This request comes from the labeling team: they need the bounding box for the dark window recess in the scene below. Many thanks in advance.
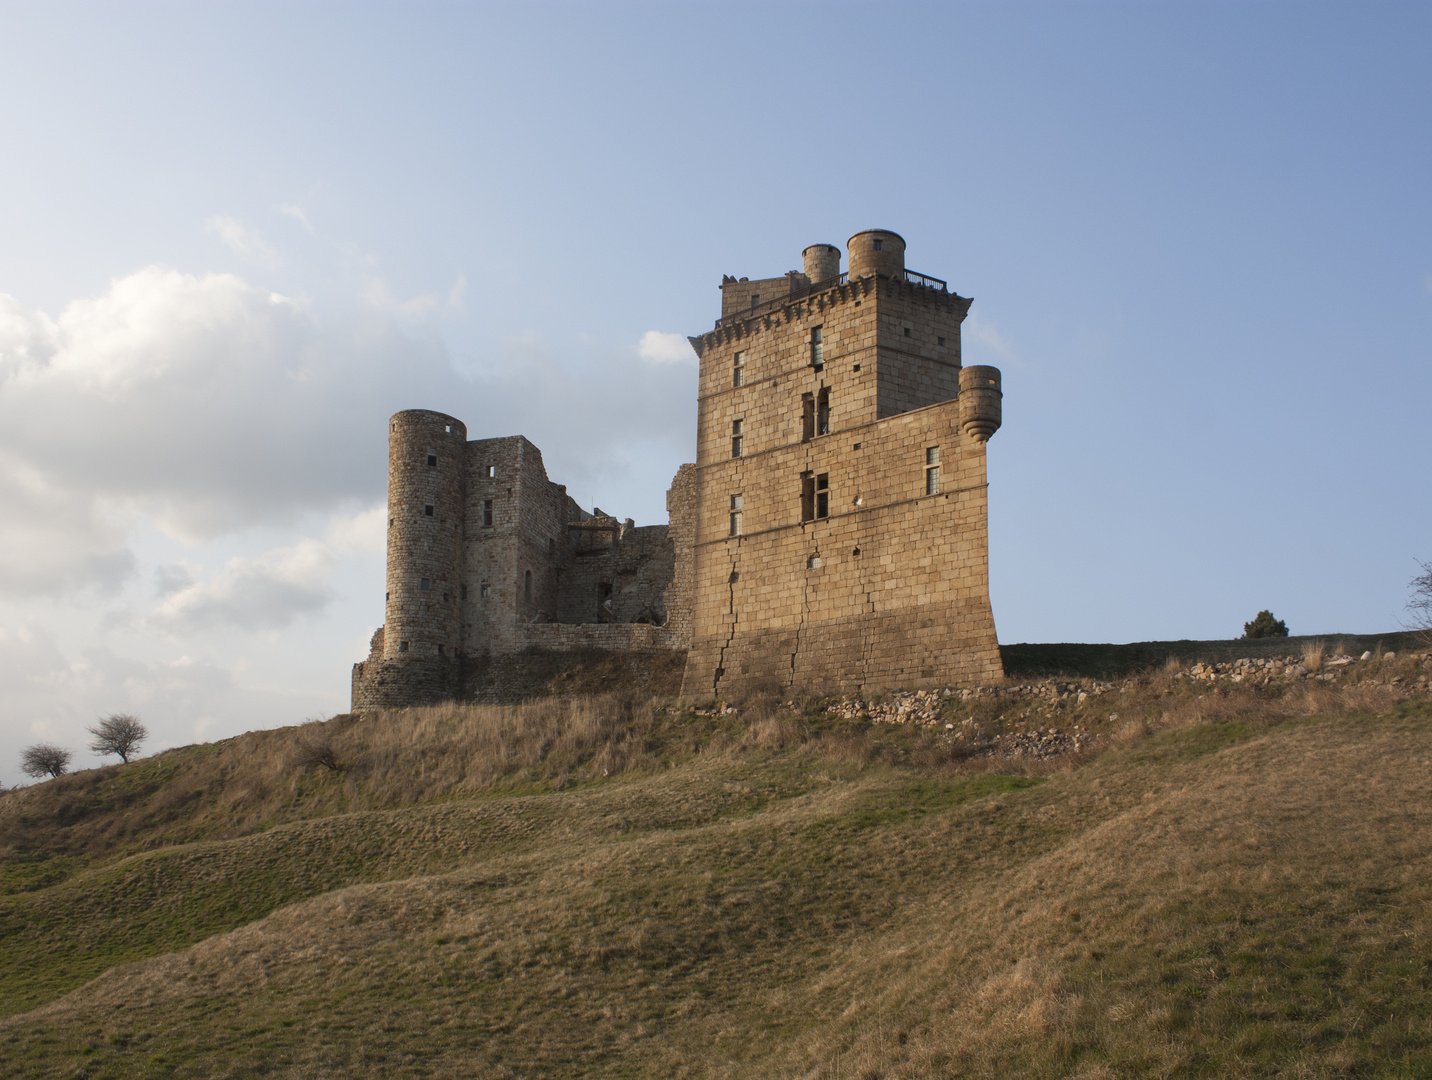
[388,517,393,527]
[442,592,449,602]
[937,336,946,346]
[873,238,883,251]
[853,442,862,450]
[437,644,444,656]
[479,583,490,599]
[750,294,759,308]
[523,570,532,601]
[817,387,830,436]
[853,546,862,556]
[482,500,493,527]
[853,363,860,372]
[800,471,815,522]
[398,640,409,653]
[420,578,431,591]
[460,584,467,600]
[904,327,911,337]
[801,393,815,442]
[424,505,434,516]
[385,591,389,601]
[810,326,823,370]
[427,454,437,466]
[816,474,829,519]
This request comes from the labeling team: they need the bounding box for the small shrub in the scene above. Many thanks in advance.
[294,727,342,772]
[1243,610,1289,639]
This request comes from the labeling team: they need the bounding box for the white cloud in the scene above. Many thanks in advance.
[0,267,460,597]
[638,330,694,365]
[963,312,1020,368]
[447,272,467,310]
[205,214,279,266]
[324,505,386,557]
[278,203,315,234]
[148,538,336,632]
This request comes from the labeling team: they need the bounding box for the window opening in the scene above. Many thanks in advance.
[801,393,815,442]
[873,238,883,251]
[800,471,815,522]
[442,592,449,602]
[729,493,743,537]
[807,554,821,569]
[750,293,760,308]
[487,464,495,478]
[816,474,829,519]
[427,454,437,466]
[733,351,745,387]
[424,505,434,516]
[925,446,941,495]
[937,336,946,346]
[852,363,860,372]
[437,644,444,656]
[817,387,830,436]
[444,424,451,433]
[523,570,532,601]
[479,583,490,599]
[420,578,431,591]
[398,640,409,652]
[904,326,911,337]
[853,442,862,450]
[482,500,493,527]
[810,326,823,370]
[460,584,468,600]
[731,418,743,458]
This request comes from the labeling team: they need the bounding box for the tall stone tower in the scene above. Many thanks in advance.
[680,229,1004,699]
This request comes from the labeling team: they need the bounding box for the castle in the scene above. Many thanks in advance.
[351,229,1003,709]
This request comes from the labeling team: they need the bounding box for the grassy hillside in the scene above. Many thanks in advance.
[1,650,1430,1078]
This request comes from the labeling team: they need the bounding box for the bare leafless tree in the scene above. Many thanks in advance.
[20,743,73,779]
[88,713,149,763]
[1409,558,1432,645]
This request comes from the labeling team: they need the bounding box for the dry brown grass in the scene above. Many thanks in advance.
[1302,637,1326,671]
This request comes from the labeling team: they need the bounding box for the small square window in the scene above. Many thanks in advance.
[479,583,491,599]
[442,592,449,602]
[398,640,409,652]
[444,424,451,433]
[937,336,946,347]
[852,363,860,372]
[420,578,431,591]
[750,293,760,308]
[427,454,437,466]
[807,554,821,569]
[853,442,862,450]
[424,505,434,516]
[904,327,911,337]
[873,239,883,251]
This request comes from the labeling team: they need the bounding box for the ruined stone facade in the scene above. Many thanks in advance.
[351,421,694,709]
[351,228,1003,709]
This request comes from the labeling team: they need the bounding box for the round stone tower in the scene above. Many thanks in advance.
[383,409,467,685]
[959,366,1002,442]
[802,243,841,284]
[846,229,906,280]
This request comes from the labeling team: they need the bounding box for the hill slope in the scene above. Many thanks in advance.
[1,657,1431,1078]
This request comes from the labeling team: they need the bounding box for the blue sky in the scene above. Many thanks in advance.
[1,2,1428,783]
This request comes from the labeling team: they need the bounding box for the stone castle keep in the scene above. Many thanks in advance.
[352,229,1003,709]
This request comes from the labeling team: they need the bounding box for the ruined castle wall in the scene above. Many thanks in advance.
[663,464,697,644]
[557,525,675,625]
